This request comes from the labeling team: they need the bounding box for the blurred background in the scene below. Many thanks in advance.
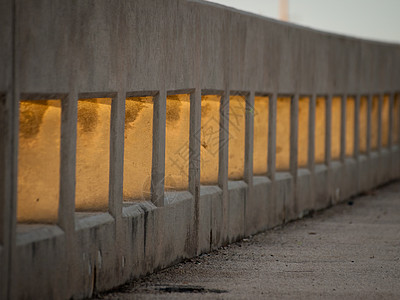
[205,0,400,44]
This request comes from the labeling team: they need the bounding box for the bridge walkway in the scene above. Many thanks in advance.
[96,180,400,299]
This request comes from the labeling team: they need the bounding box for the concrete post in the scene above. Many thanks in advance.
[325,95,332,165]
[58,92,77,234]
[367,94,372,155]
[58,92,78,298]
[109,91,124,220]
[151,90,166,207]
[388,93,394,148]
[354,95,360,158]
[219,90,229,242]
[189,90,201,197]
[189,89,201,253]
[308,94,316,209]
[0,93,13,300]
[341,95,346,162]
[354,94,361,193]
[325,94,333,206]
[378,94,382,152]
[4,0,17,297]
[0,4,12,298]
[289,94,299,219]
[308,95,316,171]
[244,91,254,235]
[267,94,277,181]
[268,93,278,224]
[244,91,254,185]
[290,95,299,176]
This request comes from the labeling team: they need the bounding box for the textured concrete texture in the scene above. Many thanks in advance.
[1,0,400,298]
[95,181,400,300]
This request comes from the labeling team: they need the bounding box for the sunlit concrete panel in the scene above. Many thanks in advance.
[276,97,291,171]
[393,94,400,145]
[315,97,326,163]
[228,95,246,180]
[76,98,111,211]
[298,96,309,167]
[359,96,368,154]
[253,96,269,175]
[200,95,220,185]
[346,96,355,157]
[124,97,153,201]
[371,95,379,150]
[165,94,190,190]
[381,95,390,148]
[17,99,61,223]
[331,96,341,160]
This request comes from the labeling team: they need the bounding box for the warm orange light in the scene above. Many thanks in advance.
[276,97,291,171]
[371,95,379,150]
[165,94,190,190]
[315,96,326,163]
[331,96,341,160]
[200,95,220,185]
[75,98,111,211]
[253,96,269,175]
[345,96,355,157]
[124,97,153,201]
[17,99,61,223]
[359,96,368,154]
[228,95,246,180]
[381,95,390,148]
[298,97,309,167]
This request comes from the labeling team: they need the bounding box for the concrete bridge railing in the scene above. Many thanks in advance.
[1,0,400,298]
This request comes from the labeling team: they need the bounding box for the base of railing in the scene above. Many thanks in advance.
[11,147,400,299]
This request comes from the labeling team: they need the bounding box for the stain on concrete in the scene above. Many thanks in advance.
[166,95,182,124]
[78,99,99,133]
[125,98,145,129]
[19,100,48,139]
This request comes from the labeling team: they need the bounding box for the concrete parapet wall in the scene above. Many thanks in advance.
[1,0,400,298]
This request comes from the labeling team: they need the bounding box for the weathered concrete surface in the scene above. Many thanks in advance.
[96,181,400,300]
[1,0,400,298]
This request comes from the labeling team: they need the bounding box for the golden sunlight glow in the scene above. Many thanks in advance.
[228,95,246,180]
[331,96,341,160]
[253,96,269,175]
[346,97,355,157]
[165,94,190,190]
[359,96,368,153]
[276,97,291,171]
[75,98,111,211]
[371,95,379,150]
[381,95,390,148]
[200,95,220,184]
[17,99,61,223]
[124,97,153,201]
[18,89,393,222]
[315,97,326,163]
[298,97,309,167]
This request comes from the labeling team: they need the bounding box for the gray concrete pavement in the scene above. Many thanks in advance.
[95,181,400,299]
